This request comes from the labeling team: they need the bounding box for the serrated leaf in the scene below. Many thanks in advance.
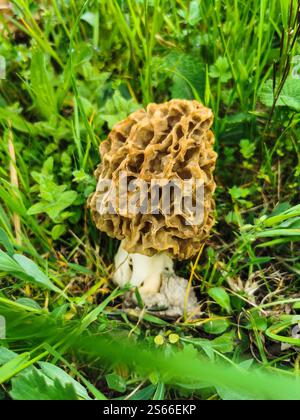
[39,362,91,400]
[209,57,231,83]
[183,332,235,359]
[240,139,256,159]
[229,186,251,200]
[101,91,140,130]
[10,368,78,400]
[27,190,78,221]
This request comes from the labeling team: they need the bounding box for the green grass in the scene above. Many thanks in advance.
[0,0,300,400]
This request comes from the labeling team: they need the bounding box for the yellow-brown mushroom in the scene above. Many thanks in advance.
[90,99,217,317]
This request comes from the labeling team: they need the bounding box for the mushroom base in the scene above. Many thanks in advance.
[124,273,199,319]
[113,243,199,319]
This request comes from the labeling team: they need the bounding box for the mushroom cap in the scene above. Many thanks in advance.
[90,99,217,261]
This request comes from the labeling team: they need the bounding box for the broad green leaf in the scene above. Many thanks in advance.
[249,311,268,332]
[182,332,235,359]
[51,224,66,240]
[229,186,251,200]
[0,250,23,273]
[101,90,140,130]
[164,51,205,100]
[10,369,78,400]
[188,0,202,25]
[27,201,56,216]
[210,332,235,354]
[208,288,232,313]
[210,57,232,83]
[106,373,127,393]
[39,362,91,400]
[203,318,231,335]
[81,11,96,26]
[27,191,78,221]
[259,78,300,111]
[240,139,256,160]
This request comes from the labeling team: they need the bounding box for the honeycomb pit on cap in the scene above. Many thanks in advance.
[90,99,217,261]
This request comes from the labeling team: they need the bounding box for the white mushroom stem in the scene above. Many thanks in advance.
[113,242,175,295]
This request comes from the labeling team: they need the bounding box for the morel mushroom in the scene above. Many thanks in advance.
[90,99,217,317]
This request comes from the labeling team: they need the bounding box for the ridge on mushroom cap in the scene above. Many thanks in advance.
[90,99,217,261]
